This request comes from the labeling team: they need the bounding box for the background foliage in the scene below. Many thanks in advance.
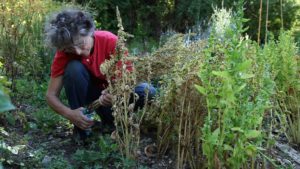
[58,0,300,44]
[0,0,61,91]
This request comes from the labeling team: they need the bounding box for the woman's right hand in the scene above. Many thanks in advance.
[68,107,94,130]
[99,89,113,107]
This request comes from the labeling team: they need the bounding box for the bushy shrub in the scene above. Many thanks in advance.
[196,7,275,168]
[265,31,300,144]
[0,0,61,89]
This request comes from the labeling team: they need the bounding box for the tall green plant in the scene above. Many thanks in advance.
[195,7,274,168]
[266,31,300,144]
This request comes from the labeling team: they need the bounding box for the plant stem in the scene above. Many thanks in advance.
[257,0,263,44]
[265,0,269,43]
[280,0,284,28]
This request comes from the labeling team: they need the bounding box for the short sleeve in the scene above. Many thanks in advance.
[50,52,73,78]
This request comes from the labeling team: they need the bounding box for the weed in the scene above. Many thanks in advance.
[32,107,67,132]
[0,0,62,89]
[47,155,72,169]
[72,135,134,168]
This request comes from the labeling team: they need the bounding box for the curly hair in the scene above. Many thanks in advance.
[45,9,95,50]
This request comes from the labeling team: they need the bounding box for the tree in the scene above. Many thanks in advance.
[63,0,299,42]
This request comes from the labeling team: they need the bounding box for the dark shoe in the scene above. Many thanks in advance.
[72,127,89,145]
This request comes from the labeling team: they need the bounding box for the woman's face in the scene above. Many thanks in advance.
[62,35,94,57]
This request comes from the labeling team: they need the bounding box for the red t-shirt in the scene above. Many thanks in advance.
[50,31,117,82]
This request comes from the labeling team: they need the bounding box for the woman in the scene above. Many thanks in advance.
[44,9,155,141]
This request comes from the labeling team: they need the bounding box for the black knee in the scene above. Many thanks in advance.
[63,60,89,83]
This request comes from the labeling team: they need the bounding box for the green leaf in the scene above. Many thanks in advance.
[242,26,249,32]
[256,147,266,151]
[224,144,233,151]
[195,84,207,95]
[231,127,244,133]
[5,113,16,126]
[236,83,247,92]
[212,71,231,79]
[209,128,220,145]
[255,117,263,125]
[236,60,252,72]
[245,130,261,139]
[240,73,255,79]
[197,72,201,79]
[0,90,15,113]
[242,18,250,22]
[245,144,257,156]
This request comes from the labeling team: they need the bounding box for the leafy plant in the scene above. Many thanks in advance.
[265,31,300,144]
[72,135,132,168]
[32,107,66,132]
[0,0,61,89]
[195,6,276,168]
[5,79,66,131]
[47,155,72,169]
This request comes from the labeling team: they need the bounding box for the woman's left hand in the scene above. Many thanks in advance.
[99,89,113,107]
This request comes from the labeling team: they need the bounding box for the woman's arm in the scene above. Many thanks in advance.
[46,76,94,129]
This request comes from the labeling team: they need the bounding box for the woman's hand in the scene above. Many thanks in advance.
[99,89,113,107]
[68,107,94,130]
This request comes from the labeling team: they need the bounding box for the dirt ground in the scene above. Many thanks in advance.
[1,110,175,169]
[1,107,300,169]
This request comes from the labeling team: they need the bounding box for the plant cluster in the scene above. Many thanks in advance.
[72,135,137,168]
[0,0,61,90]
[139,34,207,168]
[120,6,299,169]
[196,7,275,168]
[264,31,300,144]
